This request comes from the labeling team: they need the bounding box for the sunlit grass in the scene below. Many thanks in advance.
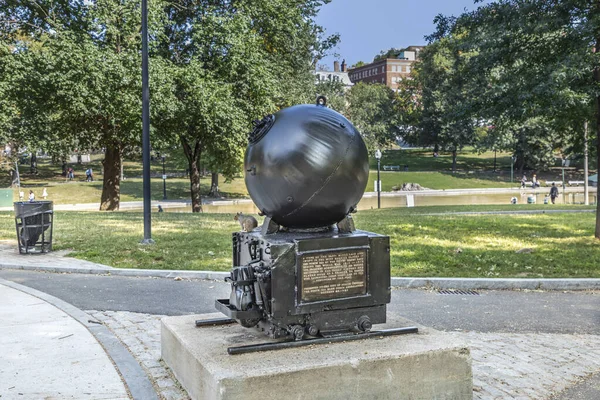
[3,148,564,205]
[7,176,248,205]
[367,171,515,190]
[0,206,597,277]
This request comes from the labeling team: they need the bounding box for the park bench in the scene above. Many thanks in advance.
[568,180,585,186]
[383,165,401,171]
[545,181,561,187]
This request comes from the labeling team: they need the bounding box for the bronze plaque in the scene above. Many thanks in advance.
[299,249,367,302]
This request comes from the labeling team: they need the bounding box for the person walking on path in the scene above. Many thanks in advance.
[521,175,527,189]
[532,174,539,188]
[28,190,35,202]
[549,183,559,204]
[42,188,48,200]
[85,167,94,182]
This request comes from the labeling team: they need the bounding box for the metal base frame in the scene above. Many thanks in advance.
[195,318,418,355]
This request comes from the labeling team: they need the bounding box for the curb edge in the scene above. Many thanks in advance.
[2,263,599,291]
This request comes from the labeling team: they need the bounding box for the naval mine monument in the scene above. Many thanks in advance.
[161,98,473,400]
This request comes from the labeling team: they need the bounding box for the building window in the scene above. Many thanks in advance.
[406,66,411,73]
[401,66,406,72]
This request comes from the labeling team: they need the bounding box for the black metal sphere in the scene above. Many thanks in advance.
[244,103,369,228]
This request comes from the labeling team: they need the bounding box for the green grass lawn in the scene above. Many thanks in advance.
[6,178,248,205]
[367,171,515,191]
[1,205,597,278]
[3,148,595,204]
[2,154,249,204]
[370,148,514,172]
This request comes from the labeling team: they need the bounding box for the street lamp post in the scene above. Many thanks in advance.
[375,149,382,209]
[162,155,167,200]
[140,0,153,244]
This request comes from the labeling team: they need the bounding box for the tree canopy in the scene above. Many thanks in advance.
[346,82,399,151]
[403,0,600,238]
[0,0,337,211]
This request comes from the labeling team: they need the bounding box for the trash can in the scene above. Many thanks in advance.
[14,201,53,254]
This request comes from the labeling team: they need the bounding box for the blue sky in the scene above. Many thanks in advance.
[315,0,490,68]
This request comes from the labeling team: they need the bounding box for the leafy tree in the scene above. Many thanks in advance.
[424,0,600,238]
[346,82,398,151]
[0,0,167,210]
[406,36,476,171]
[154,0,337,212]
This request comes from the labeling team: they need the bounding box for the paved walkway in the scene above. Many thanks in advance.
[1,185,596,212]
[91,309,600,400]
[1,242,600,399]
[0,241,112,273]
[0,283,129,399]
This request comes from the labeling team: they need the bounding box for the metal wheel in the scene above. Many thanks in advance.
[289,325,305,341]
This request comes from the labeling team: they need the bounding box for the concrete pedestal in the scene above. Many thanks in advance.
[161,313,472,400]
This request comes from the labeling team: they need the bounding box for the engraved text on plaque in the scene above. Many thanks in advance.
[300,250,367,302]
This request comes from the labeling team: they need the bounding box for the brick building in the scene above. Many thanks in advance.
[348,46,424,91]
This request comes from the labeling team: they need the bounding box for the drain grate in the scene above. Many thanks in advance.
[437,289,480,296]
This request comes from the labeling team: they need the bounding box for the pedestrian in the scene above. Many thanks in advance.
[68,167,74,180]
[28,190,35,202]
[549,183,559,204]
[532,174,539,188]
[85,167,93,182]
[521,175,527,189]
[42,188,48,200]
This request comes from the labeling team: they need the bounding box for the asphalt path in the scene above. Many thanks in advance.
[1,269,598,335]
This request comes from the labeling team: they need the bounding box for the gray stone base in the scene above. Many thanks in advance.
[161,313,473,400]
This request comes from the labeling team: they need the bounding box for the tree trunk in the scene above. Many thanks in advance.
[30,153,37,174]
[517,155,525,176]
[209,172,220,197]
[181,136,203,213]
[451,149,457,173]
[100,144,122,211]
